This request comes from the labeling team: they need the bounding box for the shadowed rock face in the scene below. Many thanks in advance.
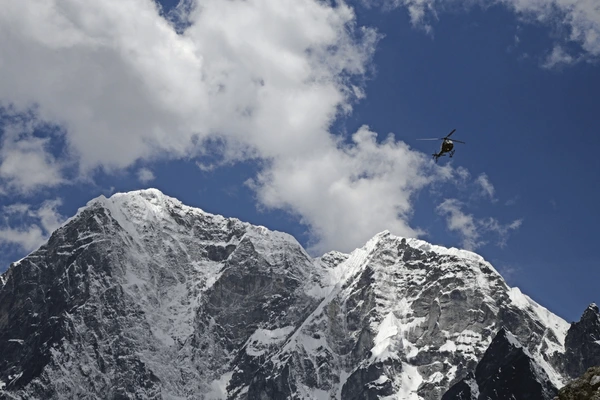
[562,304,600,379]
[0,207,122,395]
[556,366,600,400]
[443,328,558,400]
[0,190,595,399]
[441,372,478,400]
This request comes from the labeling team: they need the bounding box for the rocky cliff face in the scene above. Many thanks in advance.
[0,189,596,399]
[442,328,558,400]
[555,366,600,400]
[561,304,600,379]
[242,234,569,400]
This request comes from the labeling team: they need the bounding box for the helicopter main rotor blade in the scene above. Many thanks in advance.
[451,139,466,144]
[445,129,457,138]
[416,138,444,141]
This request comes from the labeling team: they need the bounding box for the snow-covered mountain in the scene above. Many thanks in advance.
[0,189,597,399]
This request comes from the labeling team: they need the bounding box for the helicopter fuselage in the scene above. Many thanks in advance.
[440,139,454,153]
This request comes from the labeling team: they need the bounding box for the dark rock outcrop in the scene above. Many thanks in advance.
[443,328,558,400]
[555,366,600,400]
[441,372,478,400]
[563,304,600,379]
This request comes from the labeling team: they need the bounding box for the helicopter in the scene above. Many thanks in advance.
[417,129,465,162]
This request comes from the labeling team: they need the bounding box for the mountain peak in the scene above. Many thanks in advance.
[92,187,186,212]
[371,230,491,266]
[585,303,599,316]
[563,304,600,378]
[0,190,591,399]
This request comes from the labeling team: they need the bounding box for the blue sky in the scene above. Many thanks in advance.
[0,0,598,322]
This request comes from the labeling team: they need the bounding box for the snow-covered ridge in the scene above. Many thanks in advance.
[67,188,303,251]
[91,188,216,231]
[76,190,492,277]
[403,234,488,264]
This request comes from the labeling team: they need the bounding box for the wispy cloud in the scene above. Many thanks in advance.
[495,262,520,284]
[436,199,482,250]
[137,168,155,183]
[480,217,523,248]
[437,198,522,250]
[0,111,65,194]
[0,199,65,252]
[542,45,576,69]
[371,0,600,63]
[505,195,519,206]
[475,173,496,201]
[196,162,216,172]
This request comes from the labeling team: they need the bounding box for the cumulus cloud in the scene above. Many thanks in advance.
[0,199,65,252]
[437,198,522,250]
[251,125,446,254]
[1,0,431,254]
[137,167,155,183]
[0,0,507,254]
[0,0,377,170]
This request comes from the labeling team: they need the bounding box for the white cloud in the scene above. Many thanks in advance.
[375,0,600,61]
[403,0,437,30]
[35,199,65,234]
[137,167,155,183]
[0,113,65,194]
[0,226,46,253]
[1,0,427,254]
[2,203,31,215]
[496,262,520,283]
[0,199,65,252]
[542,45,576,68]
[475,173,496,200]
[0,0,377,171]
[251,126,448,254]
[437,198,522,250]
[0,0,508,254]
[505,195,519,206]
[196,162,216,172]
[480,217,522,247]
[455,166,471,183]
[504,0,600,57]
[436,198,482,250]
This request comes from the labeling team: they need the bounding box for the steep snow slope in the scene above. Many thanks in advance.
[0,189,575,400]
